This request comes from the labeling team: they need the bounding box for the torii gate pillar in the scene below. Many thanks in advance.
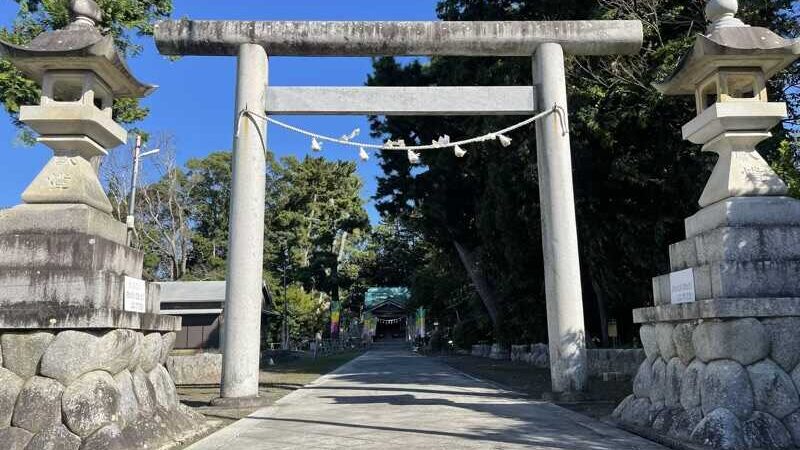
[220,43,268,400]
[535,43,587,394]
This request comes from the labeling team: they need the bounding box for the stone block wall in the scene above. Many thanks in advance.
[510,343,551,368]
[489,343,509,360]
[167,353,222,385]
[478,342,644,376]
[471,344,491,358]
[587,348,646,378]
[0,329,204,449]
[614,318,800,449]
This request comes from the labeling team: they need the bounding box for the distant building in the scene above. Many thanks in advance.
[157,281,272,350]
[363,287,410,341]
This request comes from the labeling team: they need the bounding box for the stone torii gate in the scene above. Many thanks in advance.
[154,19,643,402]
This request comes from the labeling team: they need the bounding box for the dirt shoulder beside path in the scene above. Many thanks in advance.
[174,350,364,447]
[433,353,631,419]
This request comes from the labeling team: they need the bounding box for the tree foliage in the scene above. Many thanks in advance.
[367,0,800,346]
[102,142,370,340]
[266,156,370,311]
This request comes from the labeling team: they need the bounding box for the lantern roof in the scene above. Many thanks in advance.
[0,0,156,98]
[654,2,799,96]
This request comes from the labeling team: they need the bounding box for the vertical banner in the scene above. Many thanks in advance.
[361,313,377,341]
[330,301,341,339]
[416,307,426,338]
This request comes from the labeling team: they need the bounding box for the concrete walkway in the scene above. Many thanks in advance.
[187,349,665,449]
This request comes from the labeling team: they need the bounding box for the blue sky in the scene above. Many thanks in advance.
[0,0,441,221]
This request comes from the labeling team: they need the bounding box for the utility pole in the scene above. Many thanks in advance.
[282,246,289,350]
[126,134,159,246]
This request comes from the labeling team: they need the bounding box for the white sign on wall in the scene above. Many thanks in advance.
[124,276,147,313]
[669,268,696,304]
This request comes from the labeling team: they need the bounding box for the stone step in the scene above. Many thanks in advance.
[653,260,800,305]
[684,196,800,239]
[0,233,143,278]
[0,268,159,312]
[669,225,800,272]
[0,204,127,246]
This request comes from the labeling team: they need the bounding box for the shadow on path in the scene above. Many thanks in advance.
[186,349,664,450]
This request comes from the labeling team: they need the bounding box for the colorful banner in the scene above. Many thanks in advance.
[361,312,377,341]
[416,307,426,338]
[330,301,341,338]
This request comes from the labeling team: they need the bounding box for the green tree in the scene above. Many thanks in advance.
[368,0,799,346]
[266,156,370,312]
[266,281,327,344]
[184,151,234,280]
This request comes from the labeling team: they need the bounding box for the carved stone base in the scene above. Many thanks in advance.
[698,132,788,207]
[20,155,112,214]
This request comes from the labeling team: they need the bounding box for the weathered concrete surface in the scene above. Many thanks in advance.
[166,353,222,385]
[266,86,536,116]
[652,260,800,305]
[534,43,587,394]
[20,154,113,214]
[684,196,800,239]
[0,233,143,278]
[220,43,267,400]
[0,204,127,246]
[669,226,800,272]
[0,269,130,311]
[155,20,643,57]
[62,371,120,437]
[0,332,54,378]
[0,305,180,331]
[633,297,800,324]
[187,349,664,450]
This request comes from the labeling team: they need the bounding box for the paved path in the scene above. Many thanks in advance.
[187,350,665,449]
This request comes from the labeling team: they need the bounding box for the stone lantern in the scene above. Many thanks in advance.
[0,2,203,448]
[654,0,799,207]
[0,0,155,214]
[613,1,800,448]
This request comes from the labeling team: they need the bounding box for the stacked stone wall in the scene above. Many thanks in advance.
[614,319,800,449]
[471,344,492,358]
[478,342,644,376]
[166,353,222,386]
[0,329,204,449]
[587,348,646,377]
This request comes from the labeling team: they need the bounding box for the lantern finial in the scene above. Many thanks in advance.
[69,0,103,28]
[706,0,745,32]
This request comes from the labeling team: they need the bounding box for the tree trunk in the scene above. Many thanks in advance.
[591,274,609,347]
[452,240,499,329]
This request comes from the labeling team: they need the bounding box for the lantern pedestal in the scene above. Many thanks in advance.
[0,1,206,448]
[614,194,800,448]
[612,0,800,447]
[698,132,788,207]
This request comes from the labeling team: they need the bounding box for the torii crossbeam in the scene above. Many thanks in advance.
[155,19,643,403]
